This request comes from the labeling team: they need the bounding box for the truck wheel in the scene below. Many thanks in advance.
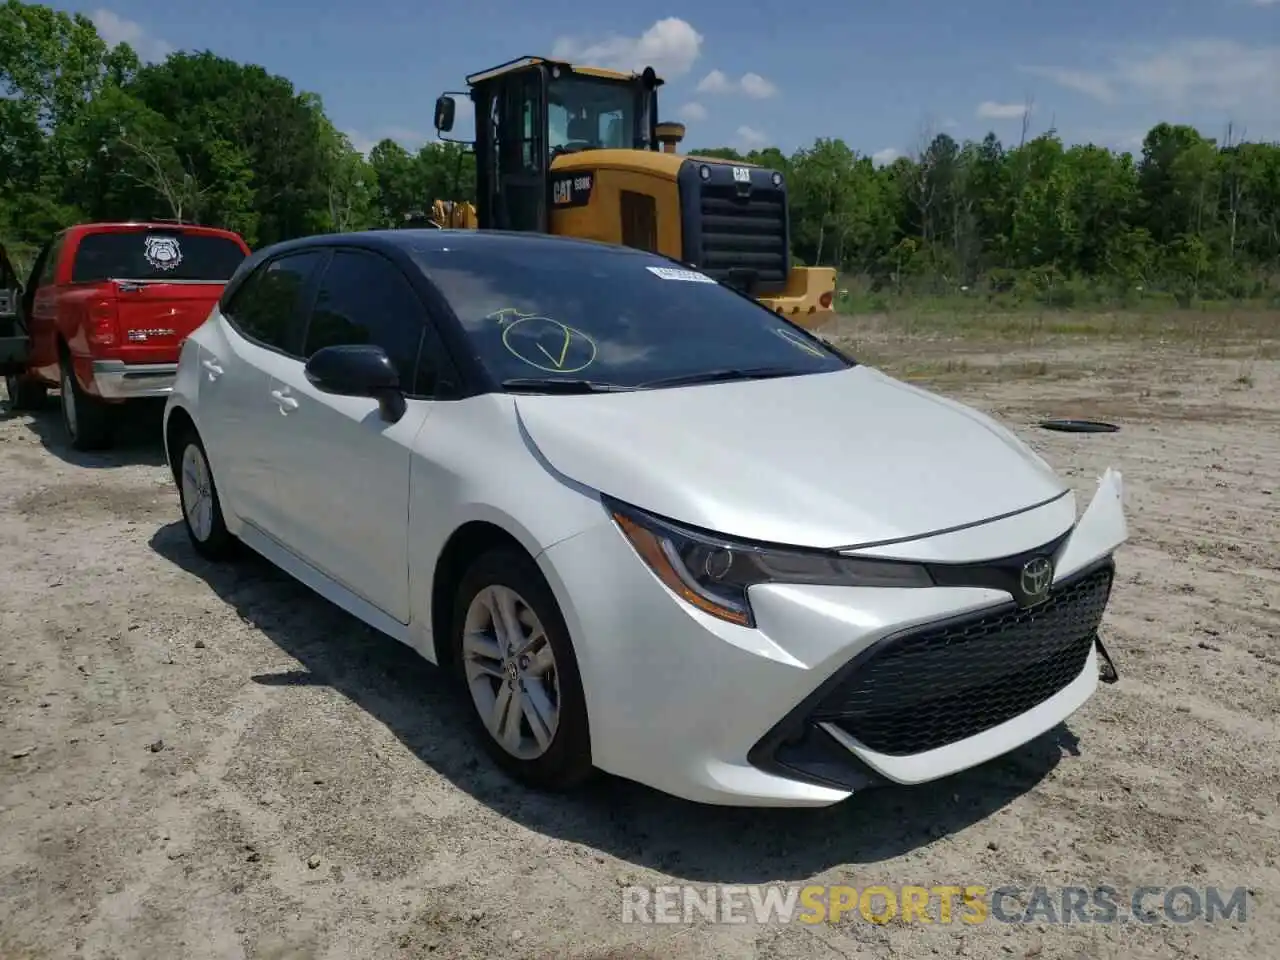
[4,373,47,411]
[59,358,114,451]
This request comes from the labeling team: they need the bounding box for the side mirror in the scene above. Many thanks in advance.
[304,344,406,422]
[434,95,456,133]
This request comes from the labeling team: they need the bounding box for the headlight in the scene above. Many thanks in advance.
[605,497,933,627]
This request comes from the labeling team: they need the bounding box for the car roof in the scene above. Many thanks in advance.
[253,228,657,262]
[62,222,247,240]
[219,229,667,312]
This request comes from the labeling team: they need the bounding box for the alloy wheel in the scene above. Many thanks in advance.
[181,443,214,542]
[461,584,561,760]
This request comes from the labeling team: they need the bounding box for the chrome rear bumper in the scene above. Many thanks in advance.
[92,360,178,400]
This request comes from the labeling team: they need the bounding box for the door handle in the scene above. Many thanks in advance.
[270,389,298,412]
[202,358,223,379]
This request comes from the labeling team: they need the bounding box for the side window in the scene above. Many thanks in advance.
[223,251,324,356]
[301,250,434,395]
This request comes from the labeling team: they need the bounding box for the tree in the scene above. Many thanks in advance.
[1,0,1277,307]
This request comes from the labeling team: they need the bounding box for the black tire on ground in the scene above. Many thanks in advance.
[59,356,114,451]
[173,426,237,561]
[4,373,47,410]
[451,547,593,791]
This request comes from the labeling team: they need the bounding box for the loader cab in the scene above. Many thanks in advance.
[433,56,661,233]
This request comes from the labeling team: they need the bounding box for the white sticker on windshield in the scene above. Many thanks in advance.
[646,266,715,283]
[143,235,182,271]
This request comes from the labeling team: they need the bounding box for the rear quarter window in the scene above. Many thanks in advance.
[70,231,247,283]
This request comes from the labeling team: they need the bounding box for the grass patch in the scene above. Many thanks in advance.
[846,349,1089,387]
[825,305,1280,354]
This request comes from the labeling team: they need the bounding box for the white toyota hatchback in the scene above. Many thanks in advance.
[163,230,1127,807]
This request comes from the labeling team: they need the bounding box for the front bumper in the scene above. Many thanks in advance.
[538,469,1127,807]
[757,266,837,328]
[91,360,179,400]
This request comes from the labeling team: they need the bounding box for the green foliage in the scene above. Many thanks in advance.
[688,123,1279,306]
[2,0,1278,308]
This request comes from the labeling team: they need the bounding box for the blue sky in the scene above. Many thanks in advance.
[54,1,1280,163]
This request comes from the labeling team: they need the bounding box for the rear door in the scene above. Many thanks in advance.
[68,229,249,362]
[200,250,326,537]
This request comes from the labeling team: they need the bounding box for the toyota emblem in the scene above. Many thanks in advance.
[1019,557,1053,605]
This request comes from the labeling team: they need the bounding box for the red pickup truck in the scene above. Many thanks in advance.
[2,222,250,450]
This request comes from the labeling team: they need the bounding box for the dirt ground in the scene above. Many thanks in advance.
[2,311,1277,960]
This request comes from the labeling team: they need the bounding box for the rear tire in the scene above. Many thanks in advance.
[451,547,593,791]
[59,357,114,451]
[4,373,46,411]
[174,426,236,561]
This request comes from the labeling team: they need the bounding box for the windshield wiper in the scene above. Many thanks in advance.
[501,377,634,394]
[639,366,805,389]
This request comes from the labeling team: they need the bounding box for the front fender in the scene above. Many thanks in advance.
[1056,468,1127,578]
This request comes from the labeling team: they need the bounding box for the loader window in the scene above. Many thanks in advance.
[547,75,640,154]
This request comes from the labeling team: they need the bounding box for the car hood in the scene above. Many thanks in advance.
[513,365,1068,549]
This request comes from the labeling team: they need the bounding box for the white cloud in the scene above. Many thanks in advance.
[871,147,901,166]
[735,125,768,149]
[551,17,703,77]
[347,132,377,157]
[976,101,1031,120]
[697,69,732,93]
[381,126,429,146]
[1249,0,1278,6]
[738,73,778,99]
[677,102,707,122]
[1025,39,1280,113]
[697,69,778,98]
[90,9,171,62]
[1023,66,1115,103]
[345,127,431,158]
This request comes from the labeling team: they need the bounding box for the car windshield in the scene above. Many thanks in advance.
[413,242,850,390]
[70,230,247,283]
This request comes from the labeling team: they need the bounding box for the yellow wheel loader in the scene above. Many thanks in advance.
[432,56,836,326]
[428,199,477,229]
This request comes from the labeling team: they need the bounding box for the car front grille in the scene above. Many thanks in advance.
[694,183,789,288]
[812,564,1114,756]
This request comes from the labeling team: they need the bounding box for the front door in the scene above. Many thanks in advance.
[267,248,440,624]
[24,235,63,381]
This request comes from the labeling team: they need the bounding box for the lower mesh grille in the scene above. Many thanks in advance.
[813,564,1113,756]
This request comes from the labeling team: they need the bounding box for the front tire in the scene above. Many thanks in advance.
[59,358,113,450]
[175,428,236,561]
[451,548,592,791]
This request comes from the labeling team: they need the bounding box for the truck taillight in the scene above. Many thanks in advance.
[819,291,833,309]
[86,298,118,347]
